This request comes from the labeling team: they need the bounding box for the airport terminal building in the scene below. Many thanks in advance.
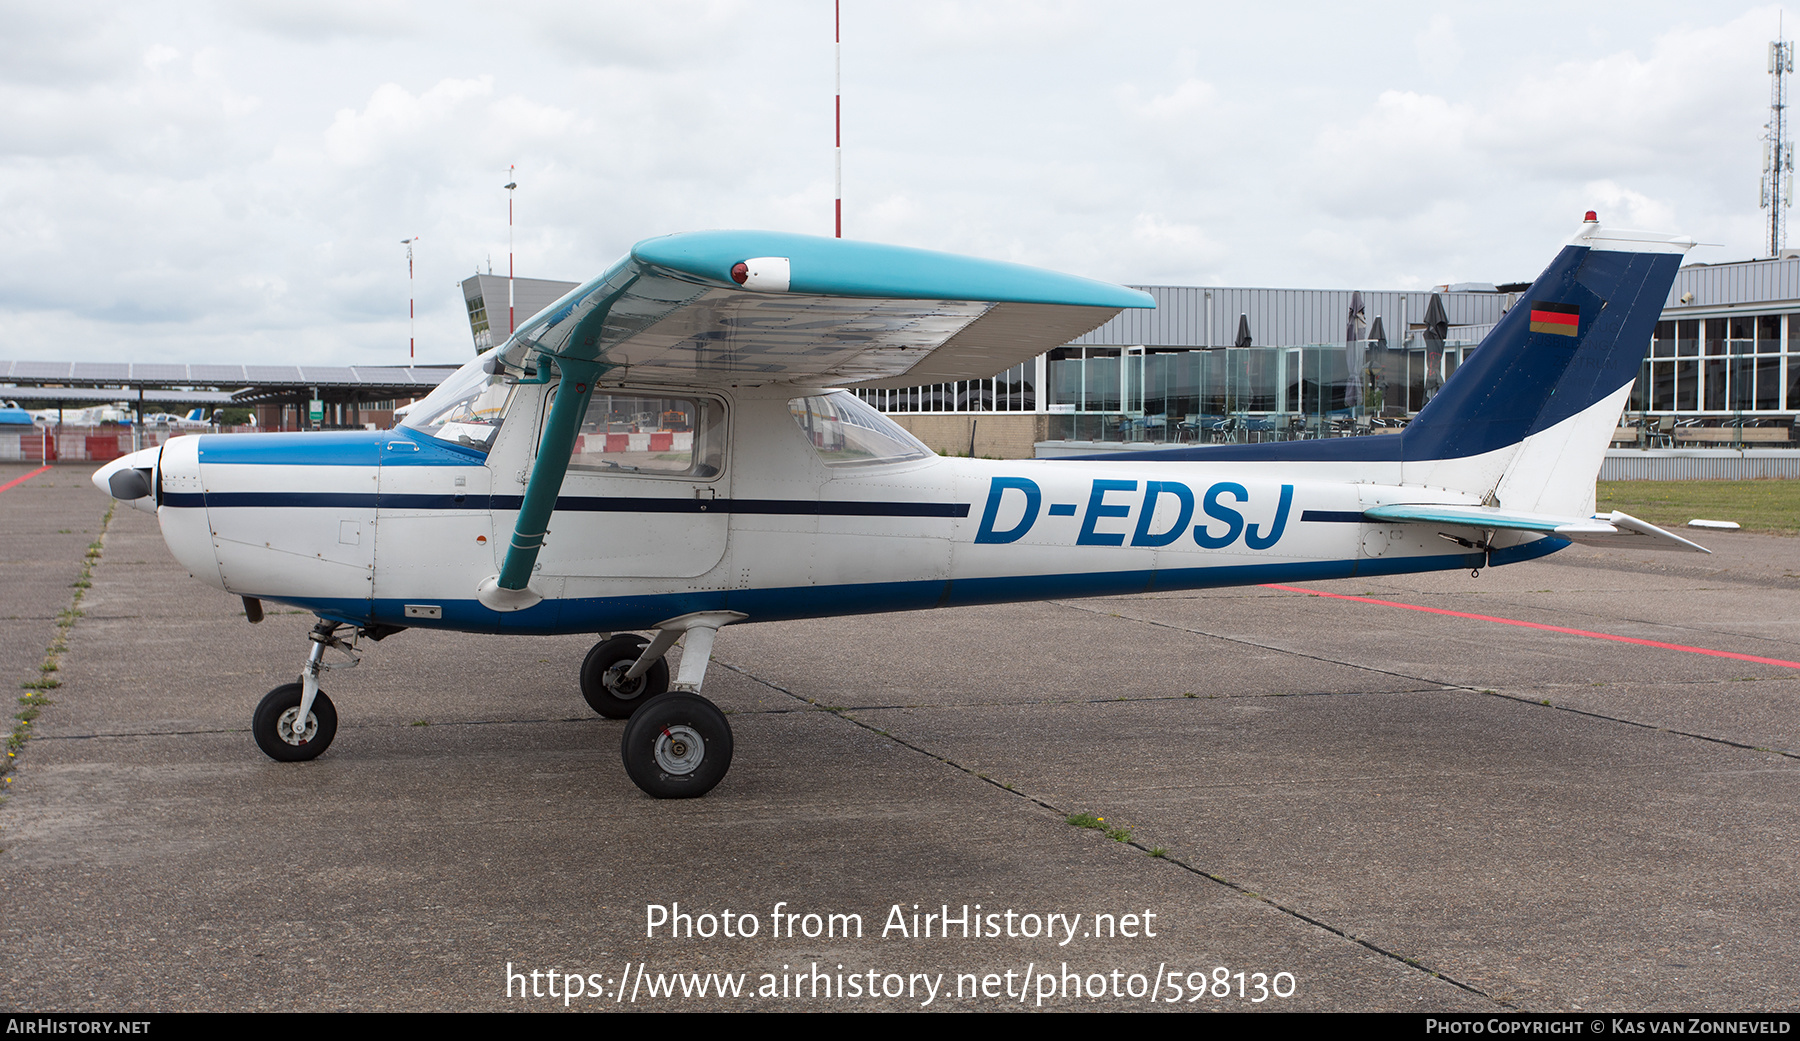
[8,253,1798,465]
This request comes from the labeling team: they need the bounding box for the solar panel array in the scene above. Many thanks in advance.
[0,361,456,391]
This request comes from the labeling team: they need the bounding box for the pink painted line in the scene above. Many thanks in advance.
[0,464,51,494]
[1262,582,1800,671]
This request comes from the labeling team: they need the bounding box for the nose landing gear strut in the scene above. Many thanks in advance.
[251,619,380,762]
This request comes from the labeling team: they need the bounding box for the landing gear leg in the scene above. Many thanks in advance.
[252,619,367,762]
[619,610,744,798]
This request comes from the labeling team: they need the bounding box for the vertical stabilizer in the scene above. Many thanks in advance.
[1399,219,1693,513]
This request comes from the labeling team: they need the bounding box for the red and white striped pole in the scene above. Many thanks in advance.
[505,166,517,334]
[835,0,842,238]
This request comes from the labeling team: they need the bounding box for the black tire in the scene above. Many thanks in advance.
[252,682,337,762]
[580,635,669,719]
[620,692,732,798]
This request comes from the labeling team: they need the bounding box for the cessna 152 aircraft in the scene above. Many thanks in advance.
[95,216,1705,798]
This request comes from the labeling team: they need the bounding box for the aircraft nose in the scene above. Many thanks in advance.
[93,446,161,514]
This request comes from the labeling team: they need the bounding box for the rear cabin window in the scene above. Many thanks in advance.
[789,391,933,468]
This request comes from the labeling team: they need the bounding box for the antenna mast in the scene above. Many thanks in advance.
[1764,31,1794,256]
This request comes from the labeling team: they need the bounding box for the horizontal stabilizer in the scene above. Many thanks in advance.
[1363,504,1710,553]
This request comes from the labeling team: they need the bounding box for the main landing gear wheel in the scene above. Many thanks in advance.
[253,682,338,762]
[580,634,670,719]
[620,692,733,798]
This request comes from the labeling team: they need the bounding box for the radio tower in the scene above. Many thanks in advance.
[1763,31,1794,256]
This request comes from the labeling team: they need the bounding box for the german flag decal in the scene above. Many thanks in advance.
[1529,301,1579,336]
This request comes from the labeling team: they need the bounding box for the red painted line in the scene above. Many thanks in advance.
[0,464,51,494]
[1261,582,1800,670]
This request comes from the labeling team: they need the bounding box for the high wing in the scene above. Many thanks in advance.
[491,230,1153,388]
[1363,503,1711,553]
[477,230,1154,612]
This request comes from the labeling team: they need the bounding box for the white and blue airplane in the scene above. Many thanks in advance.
[95,215,1706,798]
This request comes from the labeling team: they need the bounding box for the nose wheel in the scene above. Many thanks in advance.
[253,682,337,762]
[251,618,379,763]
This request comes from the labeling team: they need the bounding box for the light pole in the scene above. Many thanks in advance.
[505,168,517,335]
[401,237,418,359]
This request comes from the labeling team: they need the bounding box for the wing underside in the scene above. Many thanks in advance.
[493,230,1153,388]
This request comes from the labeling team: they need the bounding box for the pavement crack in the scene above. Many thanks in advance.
[711,657,1509,1008]
[1052,600,1800,763]
[1050,599,1451,689]
[1475,690,1800,761]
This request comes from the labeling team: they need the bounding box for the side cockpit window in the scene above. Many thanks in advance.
[567,393,724,479]
[789,390,933,468]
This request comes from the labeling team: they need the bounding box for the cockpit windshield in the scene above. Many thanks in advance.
[400,352,516,452]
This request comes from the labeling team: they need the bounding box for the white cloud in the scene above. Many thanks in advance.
[1581,179,1680,229]
[1414,13,1466,81]
[0,1,1792,366]
[142,44,179,72]
[322,77,497,167]
[1116,78,1218,123]
[1117,213,1223,282]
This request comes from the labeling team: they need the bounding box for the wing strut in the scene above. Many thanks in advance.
[477,356,607,612]
[477,275,642,611]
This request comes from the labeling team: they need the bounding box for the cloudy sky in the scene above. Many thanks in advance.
[1,1,1792,366]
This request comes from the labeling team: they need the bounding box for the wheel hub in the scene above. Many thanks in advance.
[276,706,317,746]
[604,662,646,699]
[654,725,705,775]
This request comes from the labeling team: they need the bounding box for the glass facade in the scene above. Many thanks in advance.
[861,308,1800,447]
[1632,313,1800,419]
[860,338,1479,444]
[855,359,1037,415]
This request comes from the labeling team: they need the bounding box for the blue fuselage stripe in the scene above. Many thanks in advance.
[167,491,969,517]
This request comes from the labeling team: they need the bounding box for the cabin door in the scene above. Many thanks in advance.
[530,387,731,580]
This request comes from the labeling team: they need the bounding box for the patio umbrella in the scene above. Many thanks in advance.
[1423,293,1448,403]
[1345,291,1367,409]
[1367,314,1388,412]
[1231,314,1251,417]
